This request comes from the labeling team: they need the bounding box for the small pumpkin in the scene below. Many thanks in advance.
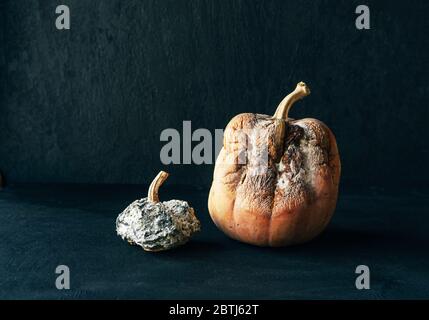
[208,82,340,247]
[116,171,200,251]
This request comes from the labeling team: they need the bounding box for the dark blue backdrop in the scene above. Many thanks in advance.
[1,0,428,188]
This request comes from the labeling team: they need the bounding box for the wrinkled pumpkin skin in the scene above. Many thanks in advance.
[208,111,341,247]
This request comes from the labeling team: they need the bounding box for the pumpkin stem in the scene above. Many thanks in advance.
[148,171,169,203]
[273,82,311,120]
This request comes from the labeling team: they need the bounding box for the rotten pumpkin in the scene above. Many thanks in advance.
[208,82,341,247]
[116,171,200,251]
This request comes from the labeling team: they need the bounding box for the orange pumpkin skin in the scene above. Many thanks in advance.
[208,83,340,247]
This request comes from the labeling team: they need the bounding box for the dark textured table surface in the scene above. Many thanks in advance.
[0,184,428,299]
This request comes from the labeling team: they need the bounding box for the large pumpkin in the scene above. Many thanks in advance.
[208,82,341,247]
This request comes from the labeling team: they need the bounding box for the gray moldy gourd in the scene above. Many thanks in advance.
[116,171,200,251]
[208,82,341,247]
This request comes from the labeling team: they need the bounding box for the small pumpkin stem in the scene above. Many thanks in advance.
[148,171,169,203]
[273,82,311,120]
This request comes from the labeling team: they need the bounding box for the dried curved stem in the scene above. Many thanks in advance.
[273,82,311,120]
[148,171,169,203]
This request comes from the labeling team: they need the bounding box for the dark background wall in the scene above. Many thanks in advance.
[1,0,428,188]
